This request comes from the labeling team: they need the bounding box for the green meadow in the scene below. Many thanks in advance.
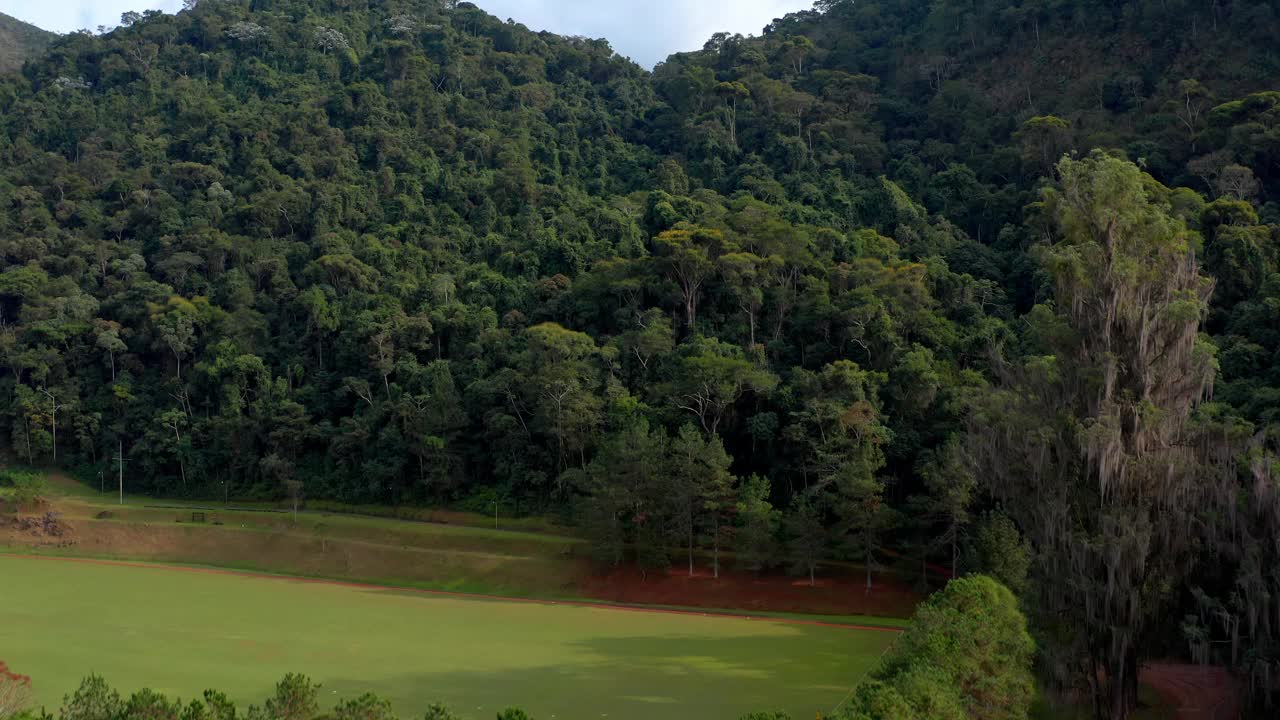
[0,556,897,720]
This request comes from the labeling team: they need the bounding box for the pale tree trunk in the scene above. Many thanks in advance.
[170,421,187,489]
[688,518,695,578]
[713,514,721,579]
[865,546,873,594]
[40,389,63,465]
[118,440,124,505]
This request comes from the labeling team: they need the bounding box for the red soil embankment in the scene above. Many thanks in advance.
[1141,663,1241,720]
[579,565,923,618]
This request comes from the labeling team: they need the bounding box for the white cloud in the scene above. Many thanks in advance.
[0,0,813,66]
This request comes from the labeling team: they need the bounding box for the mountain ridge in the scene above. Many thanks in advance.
[0,11,55,74]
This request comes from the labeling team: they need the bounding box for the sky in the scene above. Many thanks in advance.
[0,0,814,67]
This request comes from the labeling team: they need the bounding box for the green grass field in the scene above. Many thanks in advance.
[1,556,898,720]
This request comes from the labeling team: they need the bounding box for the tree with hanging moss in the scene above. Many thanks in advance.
[968,151,1227,719]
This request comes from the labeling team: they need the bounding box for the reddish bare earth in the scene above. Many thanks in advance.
[1141,663,1242,720]
[2,554,904,634]
[580,565,924,618]
[1,503,1245,718]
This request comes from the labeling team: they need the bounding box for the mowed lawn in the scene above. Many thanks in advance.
[0,556,897,720]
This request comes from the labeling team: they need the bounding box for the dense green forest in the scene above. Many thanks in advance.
[1,1,1279,716]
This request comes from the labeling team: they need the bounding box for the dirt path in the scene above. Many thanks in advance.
[1141,663,1241,719]
[1,553,906,633]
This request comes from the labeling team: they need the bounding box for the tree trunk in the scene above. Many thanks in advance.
[1089,651,1104,720]
[729,97,739,149]
[688,523,695,578]
[713,515,721,579]
[865,547,873,594]
[1107,649,1139,720]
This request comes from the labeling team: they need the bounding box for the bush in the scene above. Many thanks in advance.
[123,689,180,720]
[0,471,50,510]
[51,676,485,720]
[421,705,459,720]
[0,662,33,720]
[332,693,395,720]
[841,575,1036,720]
[260,674,319,720]
[965,512,1030,593]
[59,676,122,720]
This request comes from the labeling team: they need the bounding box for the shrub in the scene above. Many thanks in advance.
[0,662,33,720]
[261,675,319,720]
[420,705,459,720]
[332,694,396,720]
[965,512,1030,593]
[0,471,49,510]
[190,690,238,720]
[841,575,1035,720]
[123,688,181,720]
[59,676,122,720]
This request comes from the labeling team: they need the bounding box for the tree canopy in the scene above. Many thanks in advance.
[1,2,1279,714]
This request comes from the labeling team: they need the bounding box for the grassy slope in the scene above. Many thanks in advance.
[2,472,914,625]
[0,12,54,74]
[18,493,585,599]
[1,555,897,720]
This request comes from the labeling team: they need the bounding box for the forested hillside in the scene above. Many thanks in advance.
[2,0,1277,560]
[2,0,1279,716]
[0,12,55,74]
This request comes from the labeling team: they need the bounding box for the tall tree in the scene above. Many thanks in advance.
[785,490,827,587]
[734,474,780,572]
[968,152,1223,719]
[654,228,729,334]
